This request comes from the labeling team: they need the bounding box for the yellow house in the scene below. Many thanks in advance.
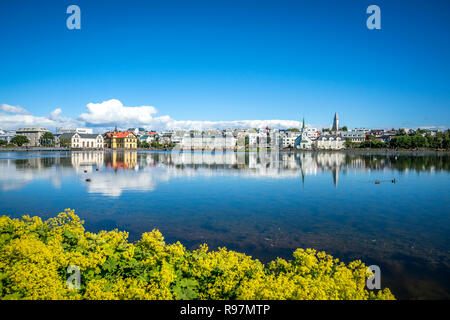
[105,131,138,149]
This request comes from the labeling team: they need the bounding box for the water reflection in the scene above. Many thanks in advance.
[1,151,449,196]
[0,150,449,299]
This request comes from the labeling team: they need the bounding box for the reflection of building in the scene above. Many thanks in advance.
[332,167,339,187]
[106,151,137,170]
[16,127,50,146]
[71,151,104,169]
[3,151,395,196]
[105,131,137,149]
[59,133,104,149]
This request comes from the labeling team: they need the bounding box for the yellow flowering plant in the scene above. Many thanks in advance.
[0,209,395,300]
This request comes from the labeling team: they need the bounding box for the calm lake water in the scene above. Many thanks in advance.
[0,150,449,299]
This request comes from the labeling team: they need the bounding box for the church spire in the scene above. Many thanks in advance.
[332,112,339,132]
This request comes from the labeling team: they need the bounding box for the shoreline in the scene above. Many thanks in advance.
[1,146,449,155]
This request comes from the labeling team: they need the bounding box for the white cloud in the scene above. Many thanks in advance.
[1,98,309,132]
[49,108,63,120]
[79,99,158,126]
[0,108,81,131]
[76,99,306,130]
[1,104,29,115]
[164,119,302,130]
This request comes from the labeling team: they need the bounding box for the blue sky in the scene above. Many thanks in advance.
[0,0,449,131]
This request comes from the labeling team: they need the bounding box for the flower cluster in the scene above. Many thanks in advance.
[0,209,395,300]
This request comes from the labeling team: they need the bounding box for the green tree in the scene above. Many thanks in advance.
[40,132,55,147]
[360,135,386,148]
[390,135,412,149]
[11,135,30,146]
[344,138,356,149]
[341,126,348,132]
[59,138,71,148]
[0,140,7,146]
[412,134,428,148]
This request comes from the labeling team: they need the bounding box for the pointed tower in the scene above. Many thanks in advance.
[332,112,339,132]
[302,117,306,132]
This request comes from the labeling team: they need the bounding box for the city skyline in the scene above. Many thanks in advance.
[1,1,450,131]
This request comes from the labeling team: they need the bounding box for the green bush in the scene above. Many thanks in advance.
[0,210,395,300]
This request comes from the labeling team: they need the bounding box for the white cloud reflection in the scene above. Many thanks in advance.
[0,152,354,197]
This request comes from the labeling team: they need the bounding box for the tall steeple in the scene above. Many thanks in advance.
[332,112,339,132]
[302,117,306,131]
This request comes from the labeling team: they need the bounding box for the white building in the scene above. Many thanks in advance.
[295,132,313,150]
[224,133,237,149]
[180,133,236,150]
[139,135,155,144]
[315,135,345,150]
[304,128,320,140]
[0,130,16,144]
[341,131,366,143]
[248,132,259,147]
[59,133,104,149]
[280,131,301,148]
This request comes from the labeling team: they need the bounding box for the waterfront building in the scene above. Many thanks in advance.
[0,130,16,144]
[16,127,51,146]
[179,132,236,150]
[59,132,104,149]
[104,131,138,149]
[295,133,313,149]
[139,135,154,144]
[280,131,301,148]
[378,132,396,144]
[224,132,237,149]
[315,135,345,150]
[294,118,313,150]
[248,132,259,148]
[341,131,366,143]
[158,136,172,145]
